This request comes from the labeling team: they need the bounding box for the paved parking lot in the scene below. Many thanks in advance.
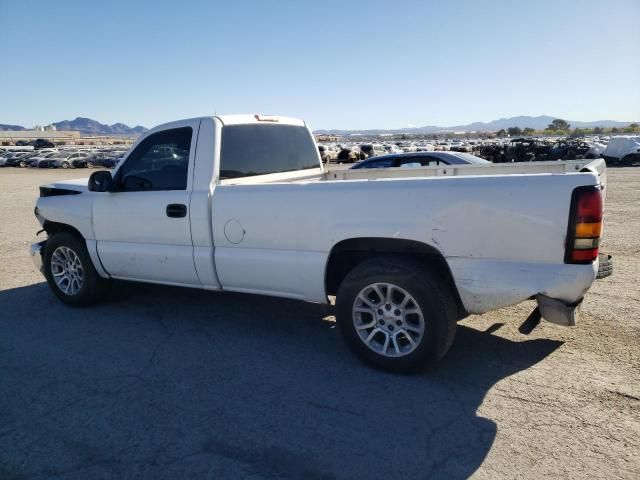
[1,168,639,479]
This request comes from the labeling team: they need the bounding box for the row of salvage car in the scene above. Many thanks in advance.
[483,136,639,165]
[320,135,640,166]
[0,147,128,169]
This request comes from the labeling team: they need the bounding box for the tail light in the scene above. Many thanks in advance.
[565,186,603,263]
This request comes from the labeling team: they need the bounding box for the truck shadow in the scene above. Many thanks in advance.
[0,282,563,479]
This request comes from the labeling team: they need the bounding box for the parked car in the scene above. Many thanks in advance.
[350,151,491,169]
[31,138,56,149]
[336,146,362,163]
[0,151,32,166]
[504,138,551,162]
[84,152,119,168]
[360,143,387,158]
[31,114,608,373]
[583,141,606,158]
[546,140,600,161]
[602,136,640,166]
[317,145,331,164]
[27,150,60,168]
[322,145,339,163]
[478,143,505,162]
[5,151,39,167]
[415,143,435,152]
[50,152,90,169]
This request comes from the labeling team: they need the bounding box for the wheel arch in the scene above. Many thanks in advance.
[43,220,109,279]
[43,220,84,240]
[325,237,467,319]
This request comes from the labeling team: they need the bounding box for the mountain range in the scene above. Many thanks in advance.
[314,116,638,135]
[0,117,147,136]
[1,115,637,136]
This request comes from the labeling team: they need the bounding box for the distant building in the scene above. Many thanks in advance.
[0,130,80,145]
[315,134,340,142]
[33,124,57,132]
[0,129,136,146]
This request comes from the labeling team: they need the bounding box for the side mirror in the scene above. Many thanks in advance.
[88,170,114,192]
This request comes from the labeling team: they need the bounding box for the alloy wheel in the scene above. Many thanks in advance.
[352,282,425,357]
[50,246,84,295]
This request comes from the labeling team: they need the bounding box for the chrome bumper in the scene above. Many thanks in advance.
[30,240,46,274]
[536,294,581,327]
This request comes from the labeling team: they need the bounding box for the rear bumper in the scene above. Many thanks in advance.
[30,241,46,274]
[536,294,581,327]
[448,258,596,315]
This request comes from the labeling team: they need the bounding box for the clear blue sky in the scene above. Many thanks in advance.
[1,0,639,130]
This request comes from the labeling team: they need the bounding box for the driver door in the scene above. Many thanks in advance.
[93,120,201,286]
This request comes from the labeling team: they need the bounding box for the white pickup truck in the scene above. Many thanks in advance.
[31,114,607,371]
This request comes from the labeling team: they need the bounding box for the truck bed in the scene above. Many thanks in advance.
[220,159,606,192]
[325,158,605,181]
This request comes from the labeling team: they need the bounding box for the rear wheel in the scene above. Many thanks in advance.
[336,256,457,372]
[61,161,70,169]
[87,161,94,168]
[43,232,109,306]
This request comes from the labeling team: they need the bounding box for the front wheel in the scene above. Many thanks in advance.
[336,256,457,372]
[43,232,109,306]
[61,161,70,169]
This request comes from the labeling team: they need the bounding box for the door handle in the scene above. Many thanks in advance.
[166,204,187,218]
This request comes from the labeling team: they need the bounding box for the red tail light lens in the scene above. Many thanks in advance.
[566,186,603,264]
[575,189,602,224]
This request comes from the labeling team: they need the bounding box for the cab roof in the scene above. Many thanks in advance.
[216,114,306,127]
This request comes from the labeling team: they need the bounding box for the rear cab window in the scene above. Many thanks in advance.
[220,124,319,180]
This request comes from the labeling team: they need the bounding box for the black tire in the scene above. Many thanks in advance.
[43,232,109,306]
[87,161,94,168]
[336,256,457,372]
[61,161,70,169]
[596,253,613,279]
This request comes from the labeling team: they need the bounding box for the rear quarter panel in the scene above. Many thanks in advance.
[212,172,600,310]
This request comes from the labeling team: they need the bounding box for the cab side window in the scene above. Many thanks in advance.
[400,161,422,168]
[369,158,396,168]
[118,127,192,191]
[418,157,443,166]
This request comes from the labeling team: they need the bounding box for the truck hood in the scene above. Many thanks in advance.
[42,177,89,193]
